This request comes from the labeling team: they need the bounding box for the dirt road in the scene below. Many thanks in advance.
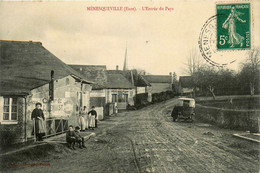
[3,98,259,173]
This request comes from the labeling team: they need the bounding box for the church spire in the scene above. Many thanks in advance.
[123,43,128,71]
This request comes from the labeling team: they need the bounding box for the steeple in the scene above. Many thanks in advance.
[123,44,128,71]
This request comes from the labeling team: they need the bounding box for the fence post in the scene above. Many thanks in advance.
[61,119,64,133]
[44,119,47,139]
[53,119,56,136]
[33,119,36,142]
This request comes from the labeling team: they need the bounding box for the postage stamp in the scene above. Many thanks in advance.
[216,3,250,50]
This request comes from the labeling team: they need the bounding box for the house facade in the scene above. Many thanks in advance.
[69,65,107,119]
[0,40,93,145]
[70,65,138,116]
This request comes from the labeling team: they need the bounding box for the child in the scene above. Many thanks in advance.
[74,126,87,149]
[66,125,76,150]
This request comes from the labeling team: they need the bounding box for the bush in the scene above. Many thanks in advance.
[152,91,175,103]
[135,93,151,109]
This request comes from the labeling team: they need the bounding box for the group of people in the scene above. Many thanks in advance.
[31,103,98,143]
[66,125,86,150]
[79,106,98,131]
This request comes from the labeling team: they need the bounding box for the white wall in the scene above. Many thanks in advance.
[137,87,146,94]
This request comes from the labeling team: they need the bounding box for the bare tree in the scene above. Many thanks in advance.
[184,47,204,98]
[185,47,203,76]
[242,49,260,95]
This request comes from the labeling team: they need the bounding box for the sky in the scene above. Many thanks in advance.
[0,1,259,77]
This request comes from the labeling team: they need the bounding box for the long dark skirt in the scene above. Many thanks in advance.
[32,119,46,137]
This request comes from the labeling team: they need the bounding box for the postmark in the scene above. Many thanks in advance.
[198,3,252,67]
[216,3,250,50]
[198,15,236,67]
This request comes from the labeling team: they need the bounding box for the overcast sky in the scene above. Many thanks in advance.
[0,1,259,76]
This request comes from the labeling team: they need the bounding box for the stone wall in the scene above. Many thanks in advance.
[0,75,92,146]
[0,97,26,146]
[196,104,260,132]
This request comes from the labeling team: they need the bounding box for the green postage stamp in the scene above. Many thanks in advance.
[217,3,250,50]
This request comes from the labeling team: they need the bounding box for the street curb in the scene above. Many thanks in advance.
[233,133,260,143]
[0,133,96,157]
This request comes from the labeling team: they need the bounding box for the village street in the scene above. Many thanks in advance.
[4,98,259,173]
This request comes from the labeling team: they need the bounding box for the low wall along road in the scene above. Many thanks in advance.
[195,104,260,133]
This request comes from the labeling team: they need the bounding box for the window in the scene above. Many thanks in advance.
[112,94,117,103]
[123,94,128,103]
[118,94,128,103]
[3,98,18,121]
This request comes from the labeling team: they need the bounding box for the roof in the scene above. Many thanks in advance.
[179,76,193,88]
[137,75,151,87]
[69,65,107,89]
[106,73,135,89]
[0,40,93,95]
[70,66,135,89]
[107,70,151,87]
[142,75,171,83]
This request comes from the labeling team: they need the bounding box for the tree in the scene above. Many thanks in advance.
[184,48,204,98]
[131,68,150,75]
[184,48,203,76]
[194,65,218,99]
[239,49,260,95]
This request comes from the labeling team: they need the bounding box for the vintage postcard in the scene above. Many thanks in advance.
[0,0,259,173]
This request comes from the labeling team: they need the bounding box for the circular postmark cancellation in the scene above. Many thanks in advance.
[199,15,224,67]
[199,15,237,67]
[198,3,251,67]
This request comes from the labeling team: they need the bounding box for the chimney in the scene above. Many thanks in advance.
[116,65,119,70]
[49,70,54,101]
[51,70,54,81]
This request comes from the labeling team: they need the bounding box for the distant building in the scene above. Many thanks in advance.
[107,69,152,102]
[69,65,107,119]
[0,40,93,145]
[178,76,194,95]
[70,65,136,116]
[142,73,174,94]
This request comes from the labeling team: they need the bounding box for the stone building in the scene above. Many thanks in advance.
[0,40,93,145]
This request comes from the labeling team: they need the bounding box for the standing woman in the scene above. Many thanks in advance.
[83,106,89,130]
[31,103,46,141]
[88,106,97,130]
[79,107,86,131]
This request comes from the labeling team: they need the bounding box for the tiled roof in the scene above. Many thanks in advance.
[107,70,151,87]
[0,40,93,95]
[69,65,107,89]
[106,73,135,89]
[142,75,171,83]
[71,66,136,89]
